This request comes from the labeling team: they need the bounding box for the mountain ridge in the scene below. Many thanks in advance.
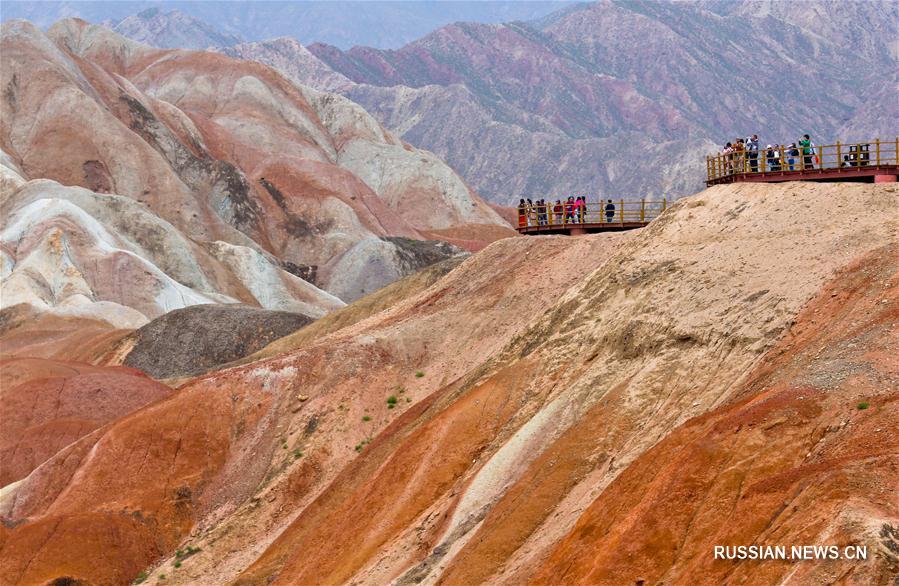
[230,0,897,202]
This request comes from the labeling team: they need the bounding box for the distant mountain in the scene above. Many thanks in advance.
[106,7,242,49]
[231,0,896,202]
[0,1,573,49]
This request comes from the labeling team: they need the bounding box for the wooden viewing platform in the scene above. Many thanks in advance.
[707,138,898,186]
[516,199,667,235]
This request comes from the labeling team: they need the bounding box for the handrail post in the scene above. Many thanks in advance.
[620,199,624,224]
[641,199,645,222]
[662,197,666,212]
[836,141,841,169]
[876,138,881,166]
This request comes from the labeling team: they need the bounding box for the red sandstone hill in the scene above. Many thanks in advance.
[0,182,895,584]
[0,18,513,350]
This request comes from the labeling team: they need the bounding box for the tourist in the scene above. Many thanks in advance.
[565,196,575,224]
[787,143,799,170]
[605,199,616,223]
[723,142,734,175]
[554,199,563,224]
[538,199,548,225]
[747,134,759,172]
[734,139,745,173]
[526,198,535,226]
[517,199,526,228]
[799,134,814,169]
[577,196,586,223]
[765,144,781,172]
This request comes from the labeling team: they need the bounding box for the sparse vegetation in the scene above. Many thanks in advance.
[133,571,148,584]
[282,443,288,449]
[293,449,303,459]
[159,575,166,581]
[857,401,870,410]
[362,415,371,422]
[406,397,412,403]
[355,443,363,452]
[171,546,201,570]
[387,395,398,408]
[415,371,425,378]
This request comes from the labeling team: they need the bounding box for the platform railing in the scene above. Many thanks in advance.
[516,198,668,229]
[706,138,899,183]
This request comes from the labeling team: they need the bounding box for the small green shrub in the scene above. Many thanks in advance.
[406,397,412,403]
[857,401,870,410]
[415,371,425,378]
[133,571,148,584]
[159,575,166,581]
[174,561,181,569]
[355,443,363,452]
[362,415,371,422]
[386,395,398,405]
[293,449,303,459]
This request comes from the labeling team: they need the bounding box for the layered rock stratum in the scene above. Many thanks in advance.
[0,181,895,584]
[0,18,512,352]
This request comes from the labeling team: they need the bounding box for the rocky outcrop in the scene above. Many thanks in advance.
[319,236,465,302]
[1,182,895,585]
[122,304,314,379]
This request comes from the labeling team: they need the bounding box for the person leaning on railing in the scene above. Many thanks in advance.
[722,142,734,175]
[746,134,760,172]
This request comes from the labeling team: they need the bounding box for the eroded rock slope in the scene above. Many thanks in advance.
[0,182,895,585]
[0,18,510,347]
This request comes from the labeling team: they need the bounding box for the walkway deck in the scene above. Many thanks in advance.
[516,199,666,235]
[518,221,651,235]
[707,138,898,186]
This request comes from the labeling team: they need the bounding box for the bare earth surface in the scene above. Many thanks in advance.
[0,181,896,585]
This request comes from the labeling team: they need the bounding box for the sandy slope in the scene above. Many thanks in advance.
[0,182,896,585]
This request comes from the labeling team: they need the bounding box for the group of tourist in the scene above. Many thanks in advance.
[517,197,617,228]
[719,134,818,175]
